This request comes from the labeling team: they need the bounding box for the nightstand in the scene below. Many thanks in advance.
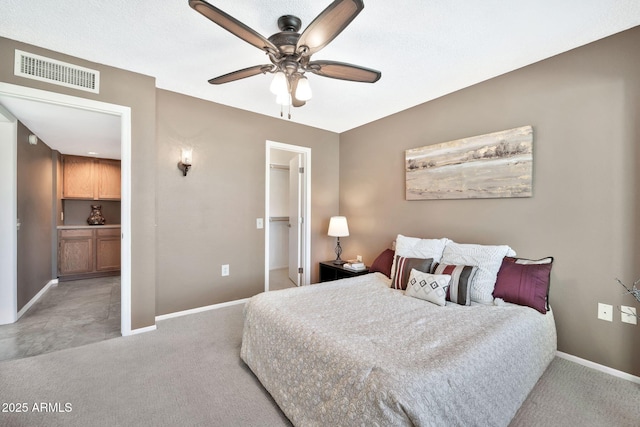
[319,261,370,283]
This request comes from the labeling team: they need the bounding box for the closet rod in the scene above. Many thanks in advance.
[270,216,289,222]
[270,164,289,170]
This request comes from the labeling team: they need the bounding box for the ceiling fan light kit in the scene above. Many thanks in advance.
[189,0,381,119]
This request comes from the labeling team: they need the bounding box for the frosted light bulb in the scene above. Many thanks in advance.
[295,76,312,101]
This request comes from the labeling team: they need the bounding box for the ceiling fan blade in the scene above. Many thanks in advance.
[296,0,364,56]
[308,60,381,83]
[189,0,278,53]
[208,65,273,84]
[289,75,306,108]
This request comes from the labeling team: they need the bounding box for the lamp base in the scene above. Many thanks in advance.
[333,238,345,265]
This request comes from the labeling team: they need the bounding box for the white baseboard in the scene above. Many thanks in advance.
[126,324,157,336]
[16,279,57,320]
[556,351,640,384]
[155,298,249,322]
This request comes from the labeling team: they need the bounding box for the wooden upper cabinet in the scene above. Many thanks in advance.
[97,159,121,200]
[62,155,121,200]
[62,156,95,199]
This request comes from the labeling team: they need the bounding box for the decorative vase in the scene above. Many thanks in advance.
[87,205,106,225]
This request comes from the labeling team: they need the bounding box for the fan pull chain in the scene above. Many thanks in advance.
[288,103,291,120]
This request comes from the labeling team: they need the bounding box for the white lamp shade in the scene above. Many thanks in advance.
[295,76,312,101]
[270,71,288,96]
[328,216,349,237]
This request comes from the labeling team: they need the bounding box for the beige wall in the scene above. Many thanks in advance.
[340,27,640,376]
[155,89,339,315]
[0,37,157,329]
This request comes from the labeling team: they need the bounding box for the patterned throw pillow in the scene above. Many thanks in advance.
[433,263,477,306]
[493,256,554,314]
[405,269,451,306]
[391,256,433,290]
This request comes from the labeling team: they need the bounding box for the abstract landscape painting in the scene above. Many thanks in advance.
[405,126,533,200]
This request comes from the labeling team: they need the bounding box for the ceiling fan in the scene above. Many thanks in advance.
[188,0,381,116]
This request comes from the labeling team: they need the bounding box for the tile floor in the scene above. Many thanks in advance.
[0,276,121,362]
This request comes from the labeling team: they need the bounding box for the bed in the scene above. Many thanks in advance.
[241,272,557,426]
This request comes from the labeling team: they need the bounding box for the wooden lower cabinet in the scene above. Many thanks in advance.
[96,228,121,271]
[58,229,94,276]
[58,227,120,281]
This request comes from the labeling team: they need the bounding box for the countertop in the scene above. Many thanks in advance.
[57,224,121,229]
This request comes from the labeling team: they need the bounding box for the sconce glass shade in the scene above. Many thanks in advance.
[181,148,193,165]
[295,76,312,101]
[270,71,288,96]
[178,148,193,176]
[328,216,349,237]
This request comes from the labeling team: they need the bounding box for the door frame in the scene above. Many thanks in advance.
[265,140,311,291]
[0,103,18,324]
[0,82,133,335]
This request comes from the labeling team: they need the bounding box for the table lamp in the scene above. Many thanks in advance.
[328,216,349,265]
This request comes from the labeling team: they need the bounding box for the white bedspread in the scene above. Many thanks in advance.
[241,273,557,426]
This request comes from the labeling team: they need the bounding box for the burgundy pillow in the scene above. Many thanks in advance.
[369,249,395,278]
[493,256,553,314]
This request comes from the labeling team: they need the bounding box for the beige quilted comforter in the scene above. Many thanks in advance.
[241,273,557,426]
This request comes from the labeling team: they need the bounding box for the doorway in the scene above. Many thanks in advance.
[265,141,311,291]
[0,82,133,336]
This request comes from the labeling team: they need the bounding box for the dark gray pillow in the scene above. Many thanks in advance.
[391,256,433,290]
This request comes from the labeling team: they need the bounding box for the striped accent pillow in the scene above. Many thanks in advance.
[433,263,478,305]
[392,256,433,290]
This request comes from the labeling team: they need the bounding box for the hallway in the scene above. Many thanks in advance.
[0,276,121,362]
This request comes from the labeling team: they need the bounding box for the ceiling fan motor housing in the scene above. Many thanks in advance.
[268,31,300,56]
[269,16,303,56]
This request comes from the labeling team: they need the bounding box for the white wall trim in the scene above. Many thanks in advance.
[16,279,58,320]
[155,298,249,322]
[128,324,157,335]
[556,351,640,384]
[0,103,18,325]
[265,140,312,292]
[0,82,132,335]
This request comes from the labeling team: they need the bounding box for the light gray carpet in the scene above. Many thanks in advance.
[0,303,638,427]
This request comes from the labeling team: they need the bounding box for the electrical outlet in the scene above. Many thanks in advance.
[621,306,637,325]
[256,218,264,229]
[597,303,613,322]
[221,264,229,277]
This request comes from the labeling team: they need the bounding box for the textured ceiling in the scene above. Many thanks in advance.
[0,0,639,153]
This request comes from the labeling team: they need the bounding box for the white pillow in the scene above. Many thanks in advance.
[441,241,516,304]
[391,234,449,279]
[405,269,451,306]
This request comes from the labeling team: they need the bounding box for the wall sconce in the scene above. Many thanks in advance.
[328,216,349,265]
[28,134,38,145]
[178,148,192,176]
